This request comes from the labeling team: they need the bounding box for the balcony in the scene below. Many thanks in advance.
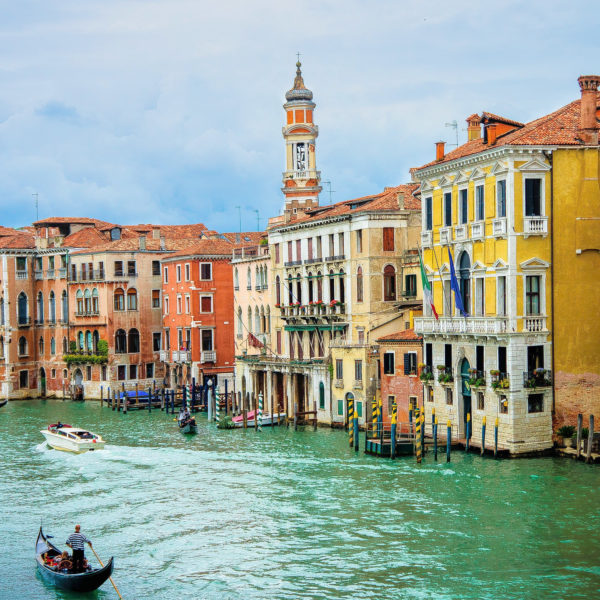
[201,350,217,363]
[437,366,454,385]
[523,316,547,332]
[74,310,100,317]
[304,257,323,265]
[466,369,486,388]
[414,316,508,335]
[334,379,343,388]
[524,216,548,236]
[471,222,484,239]
[58,268,67,279]
[34,270,43,280]
[16,270,28,280]
[491,371,510,392]
[284,260,303,267]
[439,227,452,245]
[325,255,345,262]
[523,369,552,389]
[46,269,55,279]
[492,218,507,237]
[279,302,346,320]
[159,350,168,362]
[171,350,191,362]
[421,231,432,246]
[453,224,467,241]
[401,289,417,299]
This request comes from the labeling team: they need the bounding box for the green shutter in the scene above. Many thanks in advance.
[356,401,363,418]
[337,400,344,416]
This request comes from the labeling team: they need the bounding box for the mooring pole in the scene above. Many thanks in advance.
[494,417,498,459]
[348,396,354,448]
[586,414,595,464]
[481,416,486,456]
[446,420,451,463]
[415,407,422,463]
[390,401,397,459]
[466,412,471,453]
[433,417,438,461]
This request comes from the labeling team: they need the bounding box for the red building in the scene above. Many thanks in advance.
[377,328,423,425]
[161,240,235,389]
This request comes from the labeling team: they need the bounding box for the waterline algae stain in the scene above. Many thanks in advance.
[1,400,599,599]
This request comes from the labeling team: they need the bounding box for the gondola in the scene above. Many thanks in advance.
[0,399,7,408]
[35,527,114,593]
[177,411,198,434]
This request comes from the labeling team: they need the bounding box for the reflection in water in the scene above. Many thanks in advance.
[1,400,598,599]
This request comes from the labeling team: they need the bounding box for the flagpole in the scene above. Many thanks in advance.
[428,241,450,316]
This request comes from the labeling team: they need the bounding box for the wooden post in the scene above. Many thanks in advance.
[270,385,275,428]
[481,416,486,456]
[123,391,127,414]
[446,420,451,463]
[100,386,103,407]
[148,387,151,413]
[433,417,438,461]
[135,383,139,405]
[466,413,471,452]
[348,396,354,447]
[243,408,247,429]
[224,380,228,415]
[254,393,258,431]
[294,402,298,431]
[494,417,498,458]
[586,414,594,463]
[576,413,583,459]
[112,388,116,411]
[62,382,65,400]
[161,388,165,411]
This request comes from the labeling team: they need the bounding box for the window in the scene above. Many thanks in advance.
[317,237,322,258]
[101,365,107,381]
[185,295,190,314]
[444,192,452,226]
[338,232,344,256]
[425,197,433,231]
[383,265,396,301]
[458,251,471,315]
[337,400,344,416]
[354,360,363,381]
[164,296,169,315]
[405,274,417,297]
[37,292,44,322]
[111,227,121,240]
[476,345,484,373]
[383,352,394,375]
[164,329,170,350]
[49,292,56,323]
[185,264,190,281]
[129,364,137,380]
[117,365,126,381]
[497,180,506,218]
[477,392,485,411]
[152,289,160,308]
[356,229,363,253]
[200,264,212,280]
[275,243,280,264]
[499,395,508,414]
[146,363,154,379]
[127,289,138,311]
[51,368,56,378]
[329,234,335,257]
[201,296,213,313]
[176,295,182,314]
[335,359,343,380]
[387,395,395,415]
[319,382,325,410]
[276,330,282,354]
[91,289,99,313]
[234,268,239,290]
[525,178,542,216]
[76,289,84,314]
[356,267,363,302]
[61,290,68,322]
[114,288,124,311]
[404,352,417,375]
[497,276,506,316]
[18,336,28,356]
[127,261,136,276]
[446,388,453,405]
[86,365,92,380]
[357,329,365,344]
[528,393,544,414]
[526,276,541,315]
[50,337,56,355]
[475,184,485,221]
[17,292,28,324]
[296,239,301,261]
[176,265,182,282]
[19,370,28,388]
[287,241,293,262]
[383,227,394,251]
[128,329,140,353]
[114,261,123,276]
[498,346,507,375]
[84,289,91,314]
[153,332,161,351]
[201,330,213,351]
[115,329,126,353]
[459,189,468,224]
[152,260,160,276]
[475,278,485,316]
[163,266,168,283]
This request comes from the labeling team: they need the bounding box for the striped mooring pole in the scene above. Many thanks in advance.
[433,416,438,461]
[466,412,471,452]
[348,396,354,447]
[446,420,451,463]
[258,392,263,432]
[353,404,359,452]
[481,416,486,456]
[420,411,425,456]
[371,397,378,437]
[390,401,397,459]
[415,407,422,464]
[215,389,220,424]
[494,417,499,458]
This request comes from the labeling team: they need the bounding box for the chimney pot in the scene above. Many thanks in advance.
[466,113,482,141]
[487,123,498,145]
[435,141,445,161]
[159,236,165,251]
[578,75,600,144]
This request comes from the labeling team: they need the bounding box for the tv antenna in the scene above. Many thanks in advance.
[32,192,39,221]
[323,181,335,204]
[445,121,459,147]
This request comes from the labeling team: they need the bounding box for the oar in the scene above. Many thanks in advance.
[89,544,123,599]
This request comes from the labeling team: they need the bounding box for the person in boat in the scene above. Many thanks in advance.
[66,525,91,573]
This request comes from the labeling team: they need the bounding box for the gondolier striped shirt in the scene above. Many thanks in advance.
[66,532,91,550]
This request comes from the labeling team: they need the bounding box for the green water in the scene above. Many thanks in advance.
[0,400,598,600]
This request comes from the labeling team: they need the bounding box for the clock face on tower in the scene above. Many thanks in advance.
[295,143,307,171]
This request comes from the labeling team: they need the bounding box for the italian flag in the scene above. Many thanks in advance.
[419,250,438,320]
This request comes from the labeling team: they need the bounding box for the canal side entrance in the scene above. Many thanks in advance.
[460,358,471,435]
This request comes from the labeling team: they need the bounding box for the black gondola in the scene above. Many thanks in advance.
[0,399,7,408]
[35,527,114,593]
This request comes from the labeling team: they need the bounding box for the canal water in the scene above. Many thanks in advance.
[0,400,598,600]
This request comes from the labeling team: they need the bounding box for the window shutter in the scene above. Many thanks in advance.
[383,227,394,251]
[404,353,410,375]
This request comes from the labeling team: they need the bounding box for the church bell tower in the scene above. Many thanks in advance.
[282,60,321,213]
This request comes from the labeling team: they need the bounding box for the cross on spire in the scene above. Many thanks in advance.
[296,51,301,62]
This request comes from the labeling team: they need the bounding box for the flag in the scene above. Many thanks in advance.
[248,333,264,348]
[448,247,468,317]
[419,250,438,320]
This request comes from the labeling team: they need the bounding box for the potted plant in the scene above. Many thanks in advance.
[557,425,576,448]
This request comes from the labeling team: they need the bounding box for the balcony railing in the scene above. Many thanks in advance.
[325,254,345,262]
[523,369,552,389]
[34,269,43,280]
[279,302,346,318]
[201,350,216,363]
[46,269,55,279]
[16,270,28,279]
[454,224,467,241]
[492,218,507,236]
[304,257,323,265]
[18,316,31,326]
[283,169,321,181]
[284,260,303,267]
[159,350,168,362]
[401,289,417,298]
[437,367,454,384]
[171,350,191,362]
[467,369,486,387]
[421,231,432,246]
[414,316,508,335]
[523,316,547,332]
[74,310,100,317]
[491,371,510,392]
[471,222,484,239]
[58,268,67,279]
[524,216,548,235]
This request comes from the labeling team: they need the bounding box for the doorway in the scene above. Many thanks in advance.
[460,358,472,432]
[39,367,46,397]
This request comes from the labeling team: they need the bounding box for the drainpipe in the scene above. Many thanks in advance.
[544,150,555,416]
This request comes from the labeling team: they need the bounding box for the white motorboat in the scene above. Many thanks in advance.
[232,411,287,428]
[40,423,105,453]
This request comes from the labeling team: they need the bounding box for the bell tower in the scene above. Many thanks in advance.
[282,60,321,213]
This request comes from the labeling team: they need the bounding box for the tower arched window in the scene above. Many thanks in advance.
[339,269,345,304]
[84,289,91,313]
[76,289,84,314]
[275,275,281,306]
[115,329,126,353]
[49,292,56,323]
[307,272,314,303]
[458,251,471,314]
[114,288,124,311]
[92,288,99,314]
[127,289,138,311]
[18,336,27,356]
[356,267,363,302]
[128,328,140,353]
[383,265,396,301]
[39,336,44,355]
[50,337,56,355]
[61,290,68,322]
[37,291,44,322]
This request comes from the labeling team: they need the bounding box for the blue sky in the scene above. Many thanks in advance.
[0,0,598,231]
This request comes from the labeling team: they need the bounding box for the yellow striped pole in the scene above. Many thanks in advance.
[371,397,377,440]
[415,407,422,463]
[390,401,397,459]
[348,397,354,448]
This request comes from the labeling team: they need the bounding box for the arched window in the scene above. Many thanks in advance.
[50,337,56,355]
[78,331,84,350]
[383,265,396,301]
[39,336,44,355]
[329,270,335,302]
[76,289,84,314]
[49,292,56,323]
[458,251,471,315]
[296,275,302,305]
[92,288,99,314]
[256,266,260,289]
[275,275,281,306]
[86,330,93,352]
[17,292,28,325]
[317,271,323,302]
[93,330,99,353]
[308,272,314,303]
[127,289,138,311]
[114,288,124,311]
[18,336,27,356]
[128,328,140,353]
[234,268,239,290]
[0,335,4,358]
[339,269,345,304]
[237,307,243,335]
[287,275,293,304]
[37,291,44,322]
[62,336,68,354]
[61,290,68,322]
[254,306,260,334]
[260,306,266,333]
[356,267,363,302]
[247,307,252,332]
[262,266,268,290]
[319,381,325,409]
[115,329,126,353]
[266,306,271,334]
[247,267,252,290]
[84,289,91,313]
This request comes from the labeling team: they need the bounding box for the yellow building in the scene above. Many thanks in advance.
[413,75,600,454]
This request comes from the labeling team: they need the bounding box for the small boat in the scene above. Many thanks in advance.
[0,399,7,408]
[232,410,287,428]
[40,424,105,453]
[178,412,197,434]
[35,527,114,593]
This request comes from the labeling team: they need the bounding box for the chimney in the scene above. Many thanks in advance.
[487,123,498,145]
[152,227,161,239]
[466,114,481,141]
[159,236,166,251]
[284,208,292,224]
[578,75,600,144]
[435,141,445,161]
[409,167,418,182]
[139,235,146,251]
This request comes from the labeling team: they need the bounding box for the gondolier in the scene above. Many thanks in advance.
[66,525,92,573]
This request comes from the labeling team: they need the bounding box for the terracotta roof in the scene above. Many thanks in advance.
[481,112,525,127]
[33,217,115,227]
[0,232,35,249]
[62,227,109,248]
[162,239,235,259]
[126,223,208,238]
[376,328,422,343]
[0,226,22,237]
[70,237,204,255]
[416,93,600,171]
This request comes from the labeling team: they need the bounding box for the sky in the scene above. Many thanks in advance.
[0,0,598,232]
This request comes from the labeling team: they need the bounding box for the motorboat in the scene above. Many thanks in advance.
[232,410,287,428]
[40,424,105,453]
